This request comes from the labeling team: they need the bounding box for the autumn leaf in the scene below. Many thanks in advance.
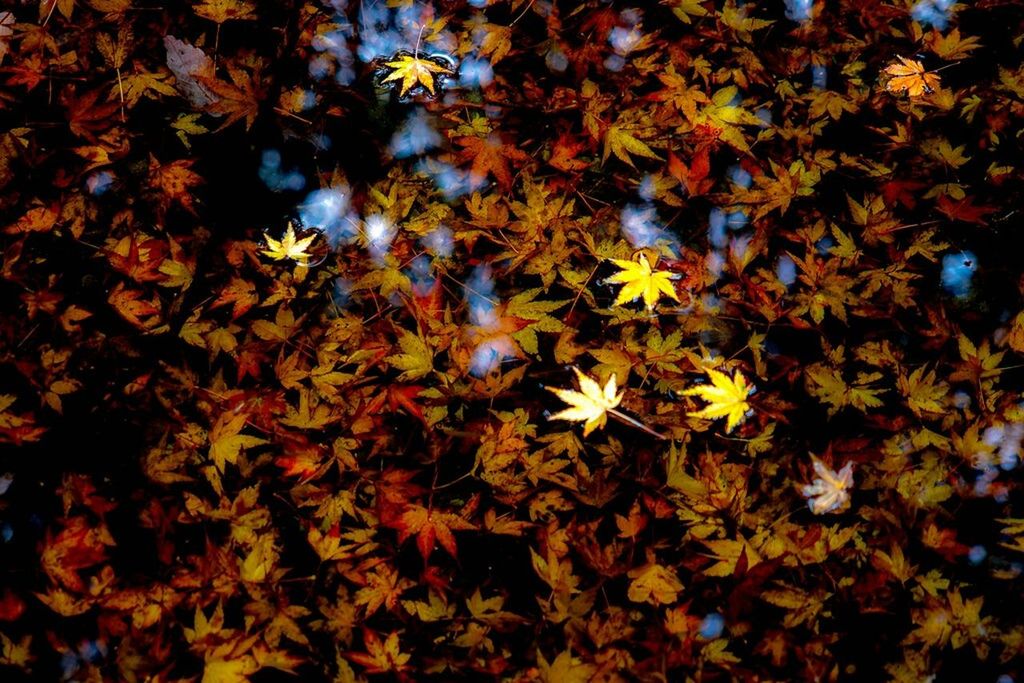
[627,562,684,605]
[208,411,267,472]
[40,517,114,591]
[606,253,680,310]
[386,329,434,381]
[393,504,476,561]
[602,120,661,167]
[455,134,531,191]
[193,0,256,24]
[201,63,262,130]
[883,56,941,97]
[701,536,762,576]
[107,282,167,332]
[547,367,623,437]
[682,368,754,433]
[925,28,981,61]
[348,630,410,674]
[537,649,597,683]
[801,457,854,514]
[261,222,317,264]
[379,51,453,97]
[0,633,32,670]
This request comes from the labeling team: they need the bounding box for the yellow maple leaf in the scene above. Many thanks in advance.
[626,563,684,605]
[0,633,32,670]
[547,367,623,437]
[670,0,710,23]
[607,253,680,310]
[602,122,661,167]
[537,649,597,683]
[261,222,316,264]
[193,0,257,24]
[208,411,267,472]
[380,52,453,97]
[925,28,982,61]
[883,56,941,97]
[683,367,753,433]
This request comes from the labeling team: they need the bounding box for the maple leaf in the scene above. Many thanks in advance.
[682,368,754,433]
[883,56,941,97]
[380,51,453,97]
[669,0,710,23]
[348,630,411,674]
[394,504,476,561]
[627,562,684,605]
[898,366,948,416]
[701,536,762,576]
[801,457,854,514]
[547,367,623,437]
[208,411,267,472]
[0,633,32,670]
[201,62,262,130]
[148,156,203,215]
[606,253,680,310]
[193,0,257,24]
[107,282,166,331]
[0,395,47,445]
[668,148,713,196]
[386,330,434,381]
[935,194,996,225]
[261,222,316,264]
[537,649,598,683]
[602,120,661,168]
[40,517,115,591]
[118,70,178,107]
[62,87,120,142]
[925,28,982,61]
[456,134,531,191]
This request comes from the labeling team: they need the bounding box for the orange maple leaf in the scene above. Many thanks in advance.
[201,64,262,131]
[348,630,411,674]
[883,56,941,96]
[148,156,203,214]
[107,282,165,331]
[456,134,531,191]
[106,234,169,283]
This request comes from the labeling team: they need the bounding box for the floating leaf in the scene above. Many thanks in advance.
[683,368,754,433]
[547,367,623,437]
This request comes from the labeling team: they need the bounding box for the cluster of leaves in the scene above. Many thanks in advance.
[1,0,1024,681]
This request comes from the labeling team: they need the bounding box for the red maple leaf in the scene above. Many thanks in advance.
[935,194,996,225]
[393,504,476,561]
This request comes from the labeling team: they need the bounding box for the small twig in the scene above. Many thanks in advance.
[510,0,536,26]
[608,408,669,440]
[566,262,599,319]
[116,67,126,122]
[273,107,313,125]
[42,0,58,26]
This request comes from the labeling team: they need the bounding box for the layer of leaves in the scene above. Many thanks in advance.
[1,0,1023,681]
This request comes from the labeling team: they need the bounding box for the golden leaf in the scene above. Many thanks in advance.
[682,368,753,433]
[883,56,941,97]
[380,52,453,97]
[606,253,680,310]
[261,222,317,264]
[547,367,623,437]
